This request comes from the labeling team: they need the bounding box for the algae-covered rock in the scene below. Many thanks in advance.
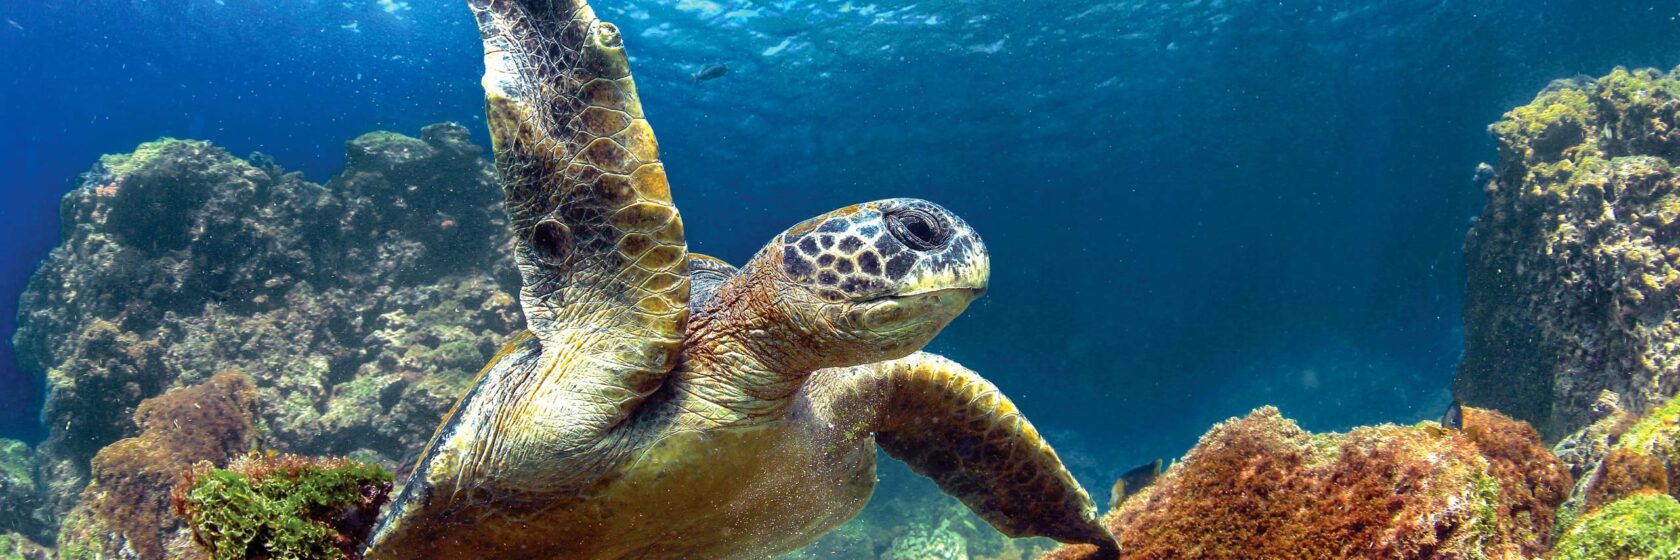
[1456,66,1680,440]
[1553,492,1680,560]
[55,372,259,560]
[172,454,392,560]
[1043,406,1570,559]
[0,532,51,560]
[0,441,47,544]
[14,123,520,532]
[1558,391,1680,534]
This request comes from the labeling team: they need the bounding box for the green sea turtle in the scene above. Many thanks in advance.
[363,0,1120,557]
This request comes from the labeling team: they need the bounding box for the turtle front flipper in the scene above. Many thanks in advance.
[470,0,688,453]
[815,352,1120,558]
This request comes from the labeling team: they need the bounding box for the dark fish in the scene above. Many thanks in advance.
[1442,399,1464,430]
[1109,458,1164,510]
[693,63,729,84]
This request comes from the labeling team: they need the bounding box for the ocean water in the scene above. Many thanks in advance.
[3,0,1680,504]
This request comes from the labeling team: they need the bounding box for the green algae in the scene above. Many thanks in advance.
[0,532,49,560]
[1553,492,1680,560]
[1615,393,1680,453]
[0,440,30,486]
[95,138,197,179]
[176,457,392,560]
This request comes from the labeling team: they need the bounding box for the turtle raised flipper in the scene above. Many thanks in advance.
[470,0,688,452]
[814,352,1121,557]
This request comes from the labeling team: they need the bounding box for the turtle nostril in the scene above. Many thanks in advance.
[886,208,950,251]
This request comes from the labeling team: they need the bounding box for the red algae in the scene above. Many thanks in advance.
[1583,449,1669,514]
[56,372,258,559]
[1043,406,1570,560]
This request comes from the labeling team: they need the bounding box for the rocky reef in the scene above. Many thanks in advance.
[10,123,520,540]
[55,372,258,559]
[1455,67,1680,440]
[1043,406,1570,559]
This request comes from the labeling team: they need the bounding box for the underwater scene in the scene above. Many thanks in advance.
[5,0,1680,558]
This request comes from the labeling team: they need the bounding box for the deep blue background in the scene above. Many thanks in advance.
[3,0,1679,482]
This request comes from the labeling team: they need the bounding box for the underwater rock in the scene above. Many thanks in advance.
[1558,391,1680,532]
[881,522,968,560]
[1043,406,1570,559]
[1552,492,1680,559]
[172,453,392,560]
[1456,66,1680,440]
[0,441,47,545]
[0,532,51,560]
[55,372,258,560]
[13,123,520,531]
[1552,390,1640,481]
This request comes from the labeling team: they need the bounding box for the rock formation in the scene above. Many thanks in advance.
[55,372,258,559]
[11,123,521,535]
[1042,406,1571,559]
[1456,67,1680,440]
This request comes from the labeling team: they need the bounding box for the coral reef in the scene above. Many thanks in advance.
[172,453,391,560]
[1042,406,1570,559]
[54,372,258,560]
[1552,492,1680,559]
[1455,66,1680,440]
[880,522,968,560]
[12,123,520,532]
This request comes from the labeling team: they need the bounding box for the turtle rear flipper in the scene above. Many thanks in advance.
[469,0,688,453]
[815,352,1119,558]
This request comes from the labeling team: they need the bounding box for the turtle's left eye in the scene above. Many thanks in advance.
[886,208,949,251]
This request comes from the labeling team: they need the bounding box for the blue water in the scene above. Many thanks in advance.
[3,0,1679,482]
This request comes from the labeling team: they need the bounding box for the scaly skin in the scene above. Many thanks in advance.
[364,0,1121,557]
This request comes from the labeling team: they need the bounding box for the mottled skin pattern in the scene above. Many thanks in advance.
[363,0,1120,558]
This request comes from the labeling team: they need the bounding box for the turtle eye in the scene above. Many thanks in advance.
[885,208,949,251]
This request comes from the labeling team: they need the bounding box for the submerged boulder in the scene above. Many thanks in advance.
[12,124,521,532]
[1556,392,1680,547]
[1455,66,1680,440]
[56,372,258,560]
[1043,406,1570,559]
[1552,492,1680,560]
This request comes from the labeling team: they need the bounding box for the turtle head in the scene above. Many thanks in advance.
[752,198,989,368]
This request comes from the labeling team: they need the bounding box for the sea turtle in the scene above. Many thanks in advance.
[363,0,1120,557]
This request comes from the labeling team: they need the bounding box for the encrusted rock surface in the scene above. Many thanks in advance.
[1455,66,1680,440]
[0,533,51,560]
[1043,406,1571,559]
[55,372,258,560]
[0,441,47,544]
[12,123,521,535]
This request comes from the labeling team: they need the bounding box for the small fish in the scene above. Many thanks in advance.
[1442,399,1464,430]
[693,63,729,84]
[5,19,22,31]
[1109,458,1163,510]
